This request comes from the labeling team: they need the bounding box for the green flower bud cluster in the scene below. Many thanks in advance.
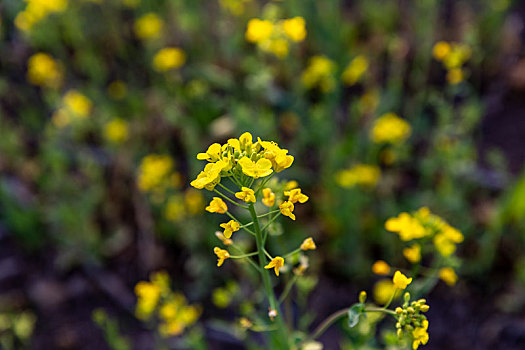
[394,293,429,339]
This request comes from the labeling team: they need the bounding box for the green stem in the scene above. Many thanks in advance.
[213,189,248,209]
[262,213,282,243]
[248,203,289,348]
[258,210,281,218]
[225,212,255,236]
[256,173,274,195]
[229,252,258,259]
[218,182,236,195]
[284,248,301,259]
[279,275,299,304]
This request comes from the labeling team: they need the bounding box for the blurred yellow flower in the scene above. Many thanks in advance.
[235,187,256,203]
[373,279,396,305]
[412,319,429,350]
[432,41,451,61]
[184,189,204,215]
[135,281,162,319]
[264,256,284,276]
[220,220,240,239]
[385,212,427,241]
[165,195,186,222]
[370,113,411,144]
[300,237,316,251]
[301,55,336,92]
[137,154,174,193]
[342,55,368,86]
[403,244,421,263]
[262,188,275,207]
[134,13,164,40]
[279,200,295,220]
[206,197,228,214]
[63,90,92,118]
[26,53,63,88]
[153,47,186,72]
[214,247,230,266]
[15,0,67,32]
[104,118,129,143]
[372,260,390,275]
[446,68,464,85]
[245,18,273,43]
[392,271,412,289]
[439,267,458,286]
[282,16,306,42]
[335,164,380,188]
[219,0,252,16]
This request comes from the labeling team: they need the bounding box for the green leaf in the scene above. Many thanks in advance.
[347,303,365,328]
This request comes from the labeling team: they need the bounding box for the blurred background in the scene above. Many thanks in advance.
[1,0,525,349]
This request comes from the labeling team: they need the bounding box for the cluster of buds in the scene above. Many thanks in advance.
[395,293,429,335]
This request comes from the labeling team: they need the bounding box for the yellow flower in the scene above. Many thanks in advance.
[432,41,451,61]
[153,47,186,72]
[284,188,309,204]
[197,143,223,162]
[262,188,275,207]
[63,90,92,118]
[370,113,411,144]
[15,0,67,32]
[446,68,464,85]
[165,195,186,222]
[301,55,336,92]
[220,220,240,239]
[442,43,471,69]
[372,260,391,275]
[134,13,164,40]
[373,279,397,305]
[26,53,63,88]
[281,16,306,42]
[439,267,458,286]
[206,197,228,214]
[264,256,284,276]
[135,281,162,320]
[245,18,273,43]
[342,55,368,86]
[412,319,429,350]
[392,271,412,290]
[279,201,295,220]
[104,118,129,143]
[238,157,273,178]
[285,180,299,190]
[335,164,380,188]
[235,187,256,203]
[403,244,422,263]
[258,139,294,172]
[443,226,464,243]
[300,237,316,251]
[137,154,174,192]
[433,233,456,257]
[214,247,230,267]
[385,212,427,241]
[190,160,228,191]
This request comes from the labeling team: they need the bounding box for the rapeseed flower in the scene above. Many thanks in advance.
[238,157,273,178]
[279,201,295,220]
[165,195,186,222]
[206,197,228,214]
[284,188,309,204]
[245,18,273,43]
[301,56,336,92]
[137,155,175,193]
[370,113,411,144]
[282,17,306,42]
[412,320,429,350]
[134,13,164,40]
[63,90,92,118]
[393,271,412,289]
[26,53,63,88]
[373,279,397,305]
[235,187,256,203]
[342,55,368,86]
[264,256,284,276]
[335,164,380,188]
[262,188,275,207]
[403,244,422,263]
[372,260,391,275]
[153,47,186,72]
[15,0,67,32]
[300,237,316,251]
[220,220,240,239]
[214,247,230,266]
[438,267,458,286]
[385,212,427,241]
[104,118,129,143]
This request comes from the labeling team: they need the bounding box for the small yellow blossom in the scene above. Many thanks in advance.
[446,68,464,85]
[214,247,230,267]
[301,55,336,92]
[190,160,228,191]
[206,197,228,214]
[432,41,451,61]
[165,195,186,222]
[403,244,422,263]
[26,53,63,88]
[184,189,204,215]
[197,143,223,162]
[385,212,427,241]
[220,220,240,239]
[439,267,458,286]
[285,180,299,190]
[279,201,295,220]
[135,281,162,319]
[300,237,316,251]
[335,164,380,188]
[238,157,273,178]
[370,113,411,144]
[15,0,67,32]
[104,118,129,143]
[138,154,174,193]
[153,47,186,72]
[342,55,368,86]
[258,138,294,172]
[373,279,397,305]
[215,231,233,246]
[281,16,306,42]
[264,256,284,276]
[134,13,164,40]
[412,319,429,350]
[392,271,412,290]
[372,260,391,275]
[262,188,275,207]
[235,187,256,203]
[63,90,92,118]
[284,188,309,204]
[245,18,273,43]
[433,233,456,257]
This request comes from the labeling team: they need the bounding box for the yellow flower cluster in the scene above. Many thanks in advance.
[393,295,430,350]
[104,118,129,143]
[134,13,164,40]
[335,164,380,188]
[26,53,63,88]
[370,113,412,144]
[219,0,253,16]
[134,271,200,337]
[301,56,337,92]
[15,0,67,32]
[432,41,471,85]
[153,47,186,72]
[245,17,306,58]
[342,55,369,86]
[191,132,293,191]
[137,154,179,195]
[51,90,93,128]
[164,189,205,222]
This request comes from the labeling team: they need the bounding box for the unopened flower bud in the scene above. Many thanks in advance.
[420,305,430,312]
[404,292,411,303]
[359,291,367,303]
[395,307,403,314]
